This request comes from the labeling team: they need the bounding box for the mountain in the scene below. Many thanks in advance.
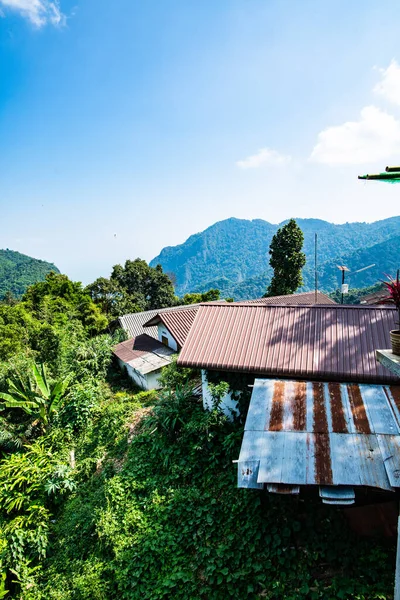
[0,249,60,299]
[150,217,400,299]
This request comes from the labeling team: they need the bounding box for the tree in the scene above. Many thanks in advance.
[23,273,107,334]
[109,259,177,311]
[265,219,306,297]
[0,363,71,431]
[181,288,221,305]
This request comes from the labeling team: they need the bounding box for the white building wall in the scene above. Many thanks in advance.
[201,370,238,419]
[146,369,164,390]
[157,324,178,351]
[118,359,163,391]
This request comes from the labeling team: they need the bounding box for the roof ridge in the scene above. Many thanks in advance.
[200,302,396,310]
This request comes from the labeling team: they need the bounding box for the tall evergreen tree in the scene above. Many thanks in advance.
[265,219,306,297]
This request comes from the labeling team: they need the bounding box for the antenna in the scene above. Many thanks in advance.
[352,263,375,274]
[336,264,375,304]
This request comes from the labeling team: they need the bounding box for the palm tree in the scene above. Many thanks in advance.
[0,363,71,431]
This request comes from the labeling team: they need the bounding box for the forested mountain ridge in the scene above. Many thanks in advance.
[0,249,60,299]
[150,216,400,298]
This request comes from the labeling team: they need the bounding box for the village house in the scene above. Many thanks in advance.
[113,292,336,391]
[114,304,208,389]
[173,302,400,503]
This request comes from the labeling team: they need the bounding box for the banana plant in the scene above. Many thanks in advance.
[0,363,71,431]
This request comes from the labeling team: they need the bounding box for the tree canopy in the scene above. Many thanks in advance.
[86,259,177,317]
[265,219,306,297]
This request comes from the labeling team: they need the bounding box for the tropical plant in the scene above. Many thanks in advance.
[265,219,306,297]
[157,355,197,390]
[0,364,71,431]
[381,270,400,326]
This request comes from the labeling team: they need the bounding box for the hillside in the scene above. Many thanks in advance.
[150,217,400,298]
[0,249,60,299]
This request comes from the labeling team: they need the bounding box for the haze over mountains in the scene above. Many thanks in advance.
[150,217,400,300]
[2,216,400,302]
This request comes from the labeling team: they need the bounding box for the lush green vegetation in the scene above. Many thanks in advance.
[329,282,386,305]
[150,216,400,299]
[265,219,306,296]
[0,271,397,599]
[0,250,60,301]
[86,259,227,317]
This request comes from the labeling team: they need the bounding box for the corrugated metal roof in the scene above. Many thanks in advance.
[113,334,174,375]
[241,291,336,305]
[119,301,226,340]
[238,378,400,500]
[143,307,199,348]
[178,303,399,383]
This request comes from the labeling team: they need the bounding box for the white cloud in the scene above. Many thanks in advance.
[374,60,400,107]
[0,0,64,26]
[310,105,400,166]
[236,147,291,169]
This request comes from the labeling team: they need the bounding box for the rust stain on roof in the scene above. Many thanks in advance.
[314,433,333,485]
[293,381,307,431]
[239,379,400,495]
[313,382,329,433]
[389,386,400,412]
[268,381,285,431]
[329,382,348,433]
[347,384,371,434]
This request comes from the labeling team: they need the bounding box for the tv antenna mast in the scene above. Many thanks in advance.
[336,264,375,304]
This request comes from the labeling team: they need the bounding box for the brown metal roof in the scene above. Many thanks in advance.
[360,290,388,306]
[238,378,400,498]
[113,334,173,363]
[178,303,399,383]
[241,291,336,305]
[120,301,227,341]
[143,306,199,348]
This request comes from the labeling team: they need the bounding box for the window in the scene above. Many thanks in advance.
[161,335,169,346]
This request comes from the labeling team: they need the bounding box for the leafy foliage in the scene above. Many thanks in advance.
[0,363,71,431]
[157,354,198,390]
[0,250,60,300]
[87,259,177,317]
[328,282,386,305]
[381,270,400,326]
[23,273,107,334]
[20,386,396,600]
[0,260,397,600]
[181,288,221,305]
[265,219,306,296]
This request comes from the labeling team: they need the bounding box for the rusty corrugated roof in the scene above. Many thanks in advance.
[143,306,199,348]
[178,303,399,383]
[241,291,336,305]
[238,378,400,500]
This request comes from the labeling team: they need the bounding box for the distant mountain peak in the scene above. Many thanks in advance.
[150,216,400,299]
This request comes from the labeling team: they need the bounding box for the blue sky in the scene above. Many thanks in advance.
[1,0,400,283]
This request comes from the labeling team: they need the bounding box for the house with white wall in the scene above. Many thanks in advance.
[113,334,175,390]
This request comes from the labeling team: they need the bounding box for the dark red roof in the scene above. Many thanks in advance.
[241,291,335,305]
[113,334,170,363]
[177,303,399,383]
[143,306,199,348]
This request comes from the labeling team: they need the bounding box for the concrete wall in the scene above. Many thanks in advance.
[157,324,178,351]
[146,369,164,390]
[118,359,163,391]
[201,370,238,419]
